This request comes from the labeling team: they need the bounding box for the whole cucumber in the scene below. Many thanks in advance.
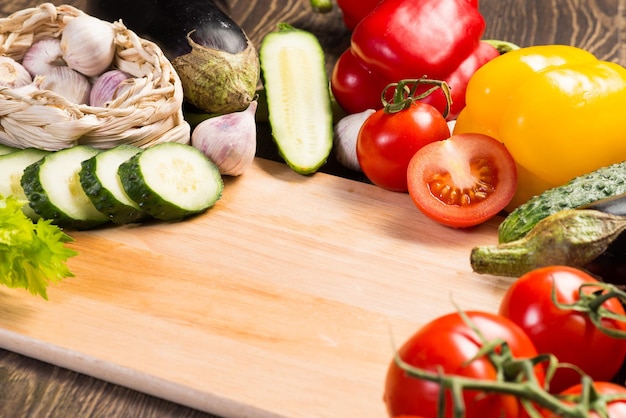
[498,161,626,243]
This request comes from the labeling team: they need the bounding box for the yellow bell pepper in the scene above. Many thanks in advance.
[454,45,626,210]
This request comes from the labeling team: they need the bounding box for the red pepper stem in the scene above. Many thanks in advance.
[482,39,521,55]
[382,78,452,118]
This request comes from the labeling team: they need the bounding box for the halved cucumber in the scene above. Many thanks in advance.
[0,148,50,219]
[118,142,223,221]
[259,23,333,175]
[79,145,148,224]
[21,146,109,230]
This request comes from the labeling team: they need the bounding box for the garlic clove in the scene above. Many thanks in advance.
[89,69,133,107]
[0,56,32,89]
[21,38,65,77]
[60,15,116,77]
[333,109,375,172]
[39,66,92,104]
[191,100,258,176]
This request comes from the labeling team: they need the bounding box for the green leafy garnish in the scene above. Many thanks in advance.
[0,194,77,299]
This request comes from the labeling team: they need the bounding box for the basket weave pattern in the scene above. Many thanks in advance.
[0,3,190,150]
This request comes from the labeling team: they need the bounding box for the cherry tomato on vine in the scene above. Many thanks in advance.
[499,266,626,394]
[541,381,626,417]
[406,133,517,228]
[384,311,545,418]
[357,102,450,192]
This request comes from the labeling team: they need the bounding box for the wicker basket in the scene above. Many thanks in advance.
[0,3,190,150]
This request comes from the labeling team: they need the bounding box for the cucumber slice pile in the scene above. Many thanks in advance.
[11,142,223,230]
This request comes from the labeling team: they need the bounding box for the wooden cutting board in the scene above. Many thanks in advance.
[0,157,511,418]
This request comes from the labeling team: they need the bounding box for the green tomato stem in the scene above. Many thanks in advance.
[381,78,451,118]
[552,282,626,339]
[394,343,626,417]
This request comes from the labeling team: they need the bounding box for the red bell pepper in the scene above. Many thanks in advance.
[335,0,381,30]
[331,0,499,120]
[336,0,479,31]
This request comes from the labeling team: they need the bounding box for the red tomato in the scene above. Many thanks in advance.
[357,102,450,192]
[499,266,626,394]
[384,311,545,418]
[330,48,390,115]
[406,133,517,228]
[541,381,626,417]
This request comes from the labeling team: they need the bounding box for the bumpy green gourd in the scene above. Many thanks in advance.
[499,161,626,243]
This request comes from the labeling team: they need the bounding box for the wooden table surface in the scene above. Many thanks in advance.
[0,0,624,417]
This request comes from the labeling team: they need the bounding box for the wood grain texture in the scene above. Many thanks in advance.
[479,0,625,64]
[1,0,625,417]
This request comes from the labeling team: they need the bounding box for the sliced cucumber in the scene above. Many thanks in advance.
[259,23,333,175]
[0,148,49,219]
[118,142,223,221]
[79,145,149,224]
[21,146,109,230]
[0,144,17,155]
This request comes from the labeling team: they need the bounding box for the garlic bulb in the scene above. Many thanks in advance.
[0,56,32,88]
[333,109,376,172]
[39,66,91,104]
[191,100,258,176]
[21,38,65,76]
[60,15,116,77]
[90,69,133,107]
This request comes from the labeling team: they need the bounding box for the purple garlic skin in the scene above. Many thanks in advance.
[90,69,133,107]
[191,100,258,176]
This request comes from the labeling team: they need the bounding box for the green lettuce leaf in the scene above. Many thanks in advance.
[0,194,77,299]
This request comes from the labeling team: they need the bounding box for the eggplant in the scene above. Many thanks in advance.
[86,0,260,115]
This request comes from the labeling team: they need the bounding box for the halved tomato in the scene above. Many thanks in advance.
[406,133,517,228]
